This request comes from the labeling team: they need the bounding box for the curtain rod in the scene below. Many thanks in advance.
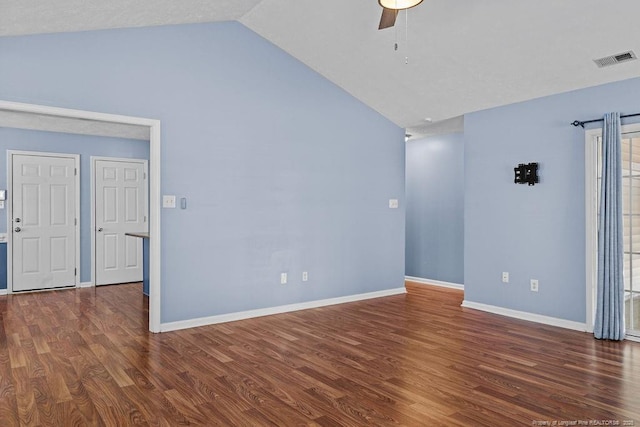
[571,113,640,128]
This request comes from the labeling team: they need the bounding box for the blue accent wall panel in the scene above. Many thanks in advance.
[0,128,150,284]
[406,133,464,283]
[0,244,6,290]
[464,77,640,323]
[0,22,405,322]
[143,238,149,296]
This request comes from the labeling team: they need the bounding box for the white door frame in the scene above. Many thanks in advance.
[0,100,161,333]
[7,150,80,292]
[585,122,640,333]
[91,156,149,286]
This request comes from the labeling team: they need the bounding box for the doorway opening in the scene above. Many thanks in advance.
[0,100,161,333]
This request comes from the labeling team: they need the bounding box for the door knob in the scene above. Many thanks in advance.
[98,228,103,232]
[14,227,21,232]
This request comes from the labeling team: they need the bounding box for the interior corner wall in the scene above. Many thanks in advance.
[0,22,405,322]
[405,133,464,284]
[0,128,150,286]
[464,76,640,323]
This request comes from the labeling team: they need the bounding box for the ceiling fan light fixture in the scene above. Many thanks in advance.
[378,0,423,10]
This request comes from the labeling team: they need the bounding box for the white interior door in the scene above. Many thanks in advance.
[11,153,77,292]
[95,158,147,285]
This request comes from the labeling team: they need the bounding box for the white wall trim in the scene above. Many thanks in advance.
[0,289,7,296]
[584,127,600,334]
[0,100,161,333]
[161,287,407,332]
[405,275,464,290]
[461,300,587,332]
[148,121,161,333]
[78,282,94,288]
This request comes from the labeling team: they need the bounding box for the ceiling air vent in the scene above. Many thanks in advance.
[594,50,637,68]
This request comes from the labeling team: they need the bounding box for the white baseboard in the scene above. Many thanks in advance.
[160,287,407,332]
[461,300,587,332]
[1,284,92,294]
[405,276,464,290]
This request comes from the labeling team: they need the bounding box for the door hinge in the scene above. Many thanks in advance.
[75,218,77,226]
[74,168,77,176]
[144,216,147,222]
[143,172,147,179]
[74,268,77,276]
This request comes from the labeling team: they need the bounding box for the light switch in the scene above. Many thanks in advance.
[162,195,176,208]
[0,233,6,243]
[389,199,399,209]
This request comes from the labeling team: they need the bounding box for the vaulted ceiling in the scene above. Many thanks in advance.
[2,0,640,138]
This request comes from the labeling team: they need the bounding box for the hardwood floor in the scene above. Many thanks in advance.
[1,282,639,426]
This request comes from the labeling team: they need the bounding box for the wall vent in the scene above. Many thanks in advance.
[594,50,637,68]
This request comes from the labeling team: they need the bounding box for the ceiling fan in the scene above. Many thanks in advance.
[378,0,423,30]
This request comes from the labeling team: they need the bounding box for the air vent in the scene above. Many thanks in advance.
[594,50,637,68]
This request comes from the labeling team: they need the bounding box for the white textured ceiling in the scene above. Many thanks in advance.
[2,0,640,137]
[0,0,262,36]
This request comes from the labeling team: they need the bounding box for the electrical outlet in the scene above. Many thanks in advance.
[502,272,509,283]
[302,271,308,282]
[280,273,287,285]
[530,279,539,292]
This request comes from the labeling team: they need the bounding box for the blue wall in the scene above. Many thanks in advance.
[0,244,6,290]
[0,128,149,286]
[464,76,640,323]
[0,22,405,322]
[405,133,464,283]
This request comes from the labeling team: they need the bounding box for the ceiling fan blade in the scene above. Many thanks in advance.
[378,7,398,30]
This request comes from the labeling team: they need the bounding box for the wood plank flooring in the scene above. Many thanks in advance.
[1,282,640,426]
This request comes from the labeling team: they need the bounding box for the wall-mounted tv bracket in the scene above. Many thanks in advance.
[514,162,539,186]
